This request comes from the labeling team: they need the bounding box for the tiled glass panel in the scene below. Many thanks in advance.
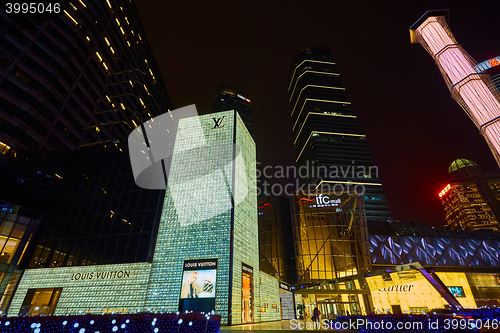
[258,272,281,322]
[9,263,151,315]
[146,111,259,325]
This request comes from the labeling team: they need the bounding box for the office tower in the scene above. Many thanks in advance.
[438,158,500,231]
[0,0,173,311]
[410,10,500,167]
[145,110,258,325]
[0,0,171,152]
[213,84,253,137]
[288,47,392,221]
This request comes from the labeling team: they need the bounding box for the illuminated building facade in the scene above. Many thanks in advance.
[290,190,373,316]
[213,84,253,137]
[292,191,370,281]
[410,10,500,167]
[368,220,500,310]
[295,219,500,317]
[438,158,500,231]
[145,110,274,325]
[288,48,392,221]
[8,111,289,323]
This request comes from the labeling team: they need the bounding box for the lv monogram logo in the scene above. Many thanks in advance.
[212,116,226,129]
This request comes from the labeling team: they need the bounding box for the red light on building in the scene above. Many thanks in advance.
[258,203,272,211]
[299,197,315,206]
[439,184,452,198]
[489,59,500,67]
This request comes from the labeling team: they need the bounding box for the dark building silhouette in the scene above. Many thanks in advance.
[212,84,253,137]
[258,195,295,283]
[288,48,392,221]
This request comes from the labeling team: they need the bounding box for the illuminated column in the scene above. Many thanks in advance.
[410,10,500,167]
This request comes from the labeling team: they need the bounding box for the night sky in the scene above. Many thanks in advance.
[134,0,500,226]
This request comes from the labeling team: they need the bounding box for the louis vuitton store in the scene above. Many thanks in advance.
[8,111,285,325]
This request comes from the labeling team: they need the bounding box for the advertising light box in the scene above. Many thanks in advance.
[179,259,217,313]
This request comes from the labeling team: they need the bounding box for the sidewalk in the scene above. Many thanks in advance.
[220,319,358,332]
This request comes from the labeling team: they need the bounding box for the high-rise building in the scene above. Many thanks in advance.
[410,10,500,167]
[212,84,253,137]
[0,0,171,152]
[144,110,259,325]
[288,48,392,221]
[438,158,500,231]
[0,0,174,312]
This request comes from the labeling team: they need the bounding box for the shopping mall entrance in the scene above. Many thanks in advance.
[296,291,372,319]
[317,296,361,318]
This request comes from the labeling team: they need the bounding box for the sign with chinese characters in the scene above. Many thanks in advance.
[474,55,500,72]
[439,184,451,198]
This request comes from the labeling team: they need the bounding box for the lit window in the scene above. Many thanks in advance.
[63,10,78,25]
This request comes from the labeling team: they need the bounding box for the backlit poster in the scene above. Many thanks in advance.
[179,259,217,313]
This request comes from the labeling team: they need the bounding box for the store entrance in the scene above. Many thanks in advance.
[318,300,358,319]
[242,272,253,323]
[313,294,364,320]
[20,287,62,316]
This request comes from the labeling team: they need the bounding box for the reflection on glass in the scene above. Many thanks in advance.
[0,221,14,237]
[0,238,21,264]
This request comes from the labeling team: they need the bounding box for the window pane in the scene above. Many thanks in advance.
[10,223,26,239]
[0,238,20,264]
[0,221,14,237]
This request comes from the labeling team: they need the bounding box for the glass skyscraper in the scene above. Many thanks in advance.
[288,47,392,221]
[0,0,173,312]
